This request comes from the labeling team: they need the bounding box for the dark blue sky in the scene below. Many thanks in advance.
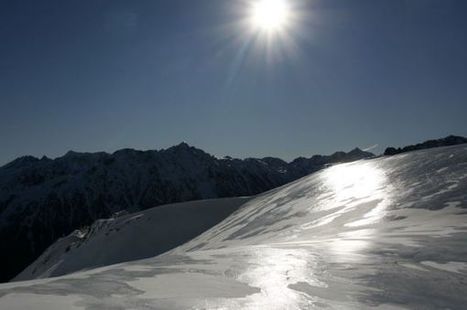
[1,0,466,164]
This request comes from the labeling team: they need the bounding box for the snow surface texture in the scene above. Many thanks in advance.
[14,197,251,281]
[1,145,467,309]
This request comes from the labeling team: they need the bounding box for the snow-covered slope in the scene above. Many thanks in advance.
[13,197,251,281]
[1,145,466,309]
[0,143,372,282]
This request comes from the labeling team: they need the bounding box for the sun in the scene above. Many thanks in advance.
[250,0,290,33]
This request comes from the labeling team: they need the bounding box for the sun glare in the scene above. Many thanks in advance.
[251,0,290,32]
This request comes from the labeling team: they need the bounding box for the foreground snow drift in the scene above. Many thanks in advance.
[1,145,467,309]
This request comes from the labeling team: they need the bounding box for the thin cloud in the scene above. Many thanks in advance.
[363,144,379,152]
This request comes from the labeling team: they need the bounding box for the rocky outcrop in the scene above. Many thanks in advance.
[384,135,467,156]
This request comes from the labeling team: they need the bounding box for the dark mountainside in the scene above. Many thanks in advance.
[0,143,373,282]
[384,135,467,156]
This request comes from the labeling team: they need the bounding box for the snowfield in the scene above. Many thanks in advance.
[13,197,252,281]
[1,145,467,309]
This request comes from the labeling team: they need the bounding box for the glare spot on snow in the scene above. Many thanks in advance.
[238,246,323,309]
[323,162,387,203]
[319,163,393,258]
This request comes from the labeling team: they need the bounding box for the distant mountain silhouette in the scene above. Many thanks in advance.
[0,144,373,282]
[384,135,467,156]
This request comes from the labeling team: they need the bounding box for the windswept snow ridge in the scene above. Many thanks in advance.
[13,197,251,281]
[1,145,467,309]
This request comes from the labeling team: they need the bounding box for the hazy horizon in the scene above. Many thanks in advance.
[3,134,466,167]
[2,0,467,165]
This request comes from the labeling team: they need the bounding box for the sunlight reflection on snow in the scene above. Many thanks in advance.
[321,162,392,258]
[323,162,387,202]
[239,246,321,309]
[234,163,394,308]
